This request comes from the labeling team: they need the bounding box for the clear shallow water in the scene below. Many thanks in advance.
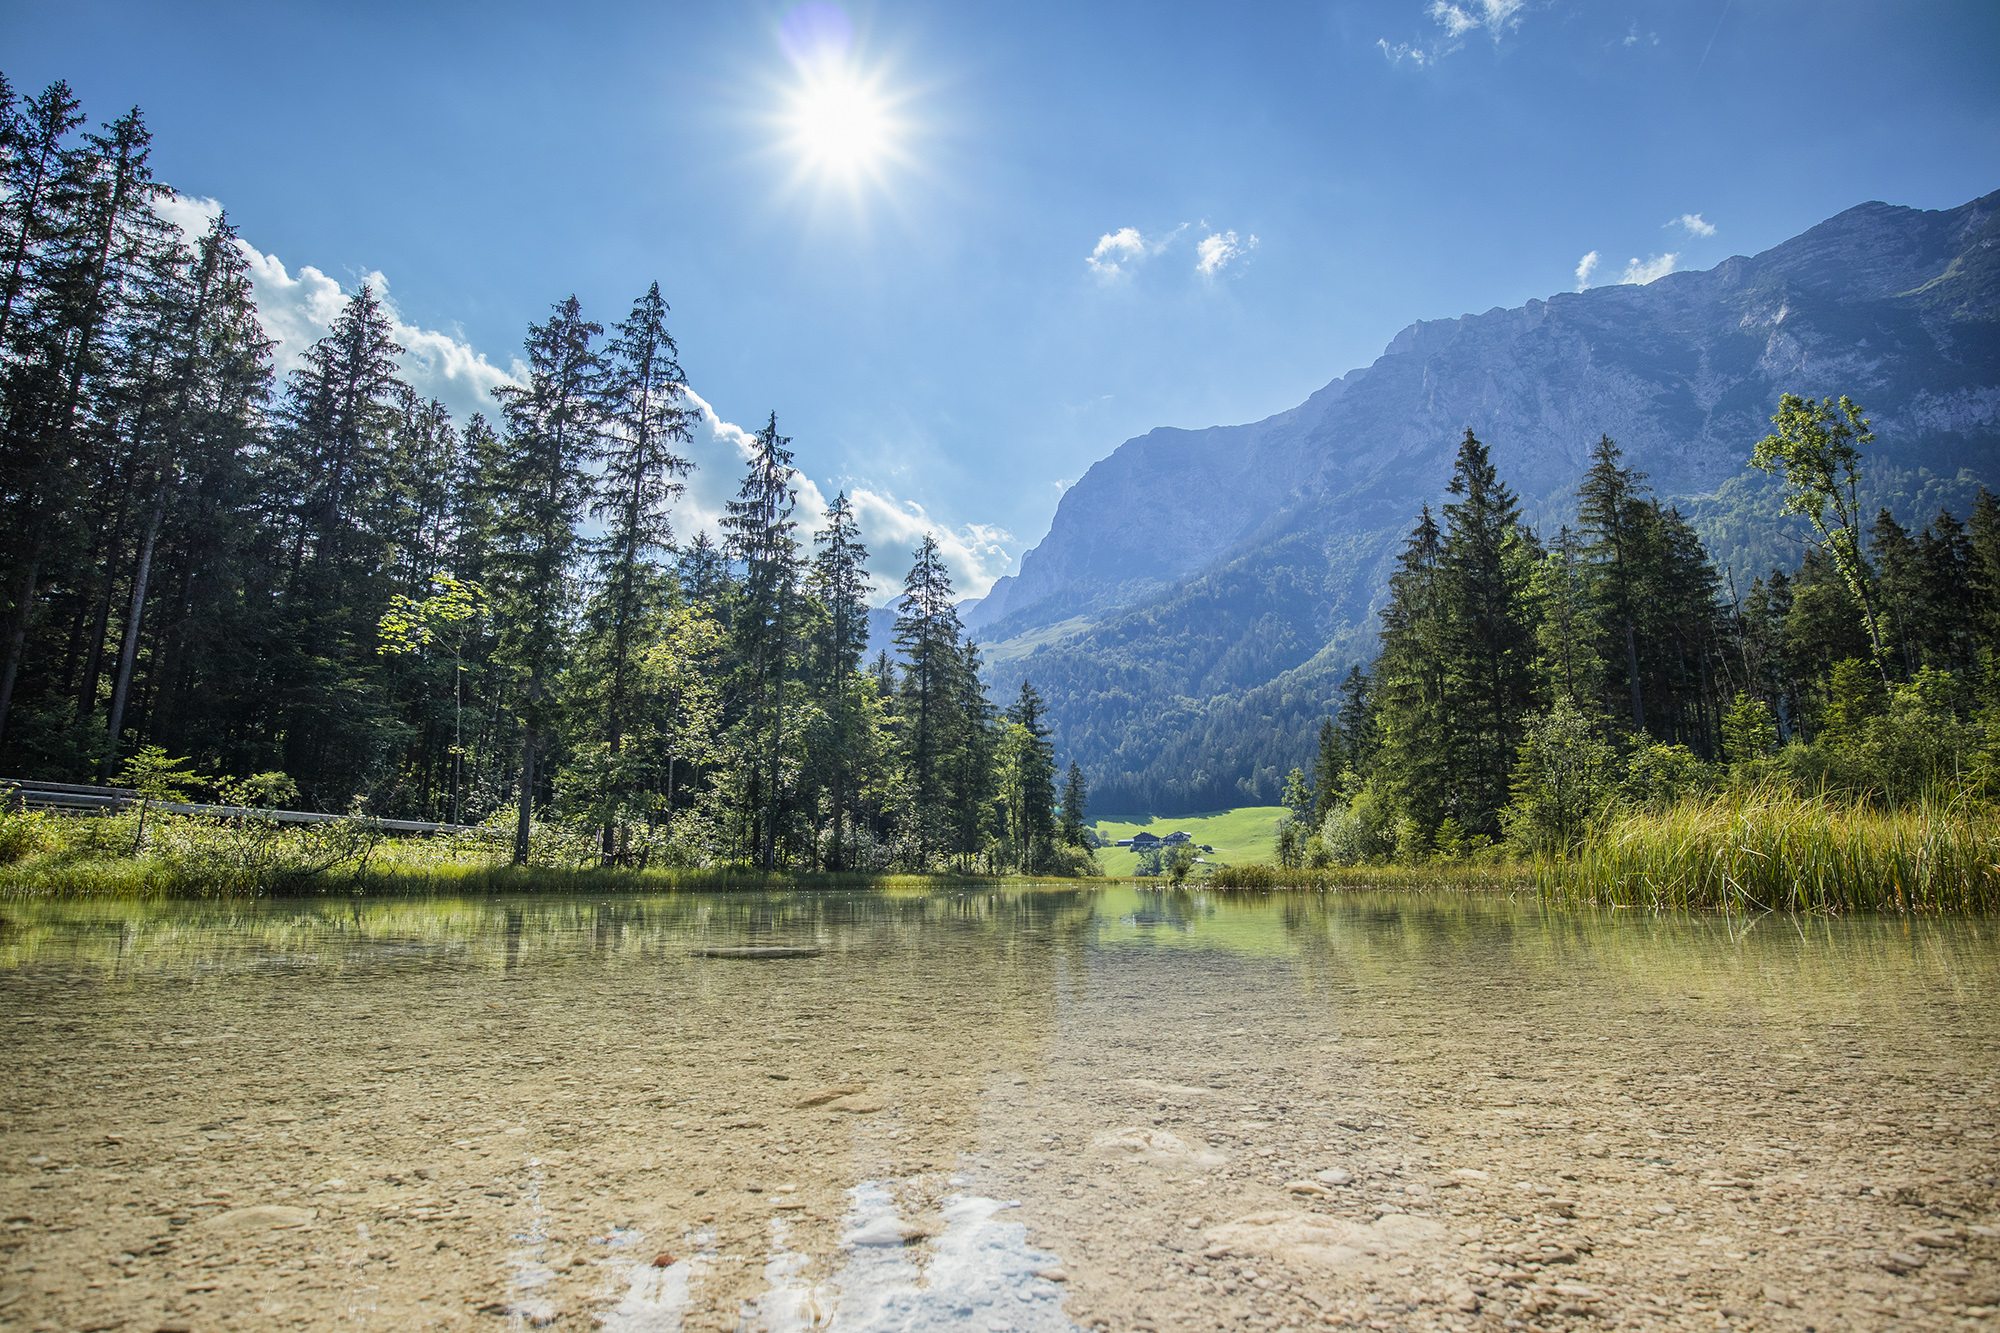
[1,888,1996,1333]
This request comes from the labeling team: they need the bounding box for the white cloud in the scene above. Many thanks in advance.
[158,193,518,423]
[1620,252,1678,284]
[676,390,1015,602]
[1195,230,1257,277]
[1087,228,1147,275]
[1575,250,1600,290]
[845,490,1016,603]
[1673,212,1717,238]
[1381,0,1523,65]
[160,196,1017,602]
[1427,0,1523,41]
[1084,223,1190,278]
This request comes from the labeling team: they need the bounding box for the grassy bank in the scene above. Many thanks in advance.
[1201,860,1526,893]
[1090,806,1285,875]
[0,809,1114,899]
[1538,790,2000,913]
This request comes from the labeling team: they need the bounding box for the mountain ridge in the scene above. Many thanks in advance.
[973,190,2000,814]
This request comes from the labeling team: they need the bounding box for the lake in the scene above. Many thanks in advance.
[1,888,1995,1332]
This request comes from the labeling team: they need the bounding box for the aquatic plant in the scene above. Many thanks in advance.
[1538,788,2000,914]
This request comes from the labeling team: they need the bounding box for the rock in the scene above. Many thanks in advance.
[1202,1210,1447,1273]
[795,1086,867,1109]
[1448,1283,1480,1313]
[1451,1168,1489,1182]
[1035,1267,1069,1283]
[1880,1251,1927,1275]
[822,1095,887,1114]
[1092,1127,1226,1168]
[1546,1199,1577,1218]
[691,946,822,958]
[1315,1168,1353,1186]
[1910,1231,1963,1249]
[202,1205,315,1232]
[1285,1181,1331,1196]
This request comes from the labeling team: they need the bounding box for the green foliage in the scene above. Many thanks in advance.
[0,809,49,864]
[116,746,200,801]
[1501,695,1618,854]
[1542,789,2000,914]
[1720,694,1778,762]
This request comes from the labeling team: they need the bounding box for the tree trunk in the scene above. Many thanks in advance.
[1624,619,1646,733]
[103,495,165,772]
[513,724,536,866]
[0,558,42,748]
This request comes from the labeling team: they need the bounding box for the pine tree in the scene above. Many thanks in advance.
[1576,435,1652,733]
[576,282,693,861]
[807,492,871,868]
[892,533,962,866]
[1371,506,1448,833]
[720,412,800,869]
[1435,429,1541,835]
[490,295,605,863]
[1059,760,1088,846]
[1001,679,1058,871]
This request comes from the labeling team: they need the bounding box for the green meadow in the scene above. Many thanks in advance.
[1088,806,1285,876]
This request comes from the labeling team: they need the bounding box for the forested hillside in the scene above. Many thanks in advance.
[0,75,1094,876]
[977,190,2000,814]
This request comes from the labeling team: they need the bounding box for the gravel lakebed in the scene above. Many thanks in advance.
[0,891,1994,1333]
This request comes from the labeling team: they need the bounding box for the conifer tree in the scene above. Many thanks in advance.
[807,492,871,867]
[1001,679,1058,871]
[892,534,962,866]
[490,296,606,863]
[1059,760,1088,847]
[1436,429,1541,835]
[576,282,693,860]
[1576,435,1652,733]
[720,412,800,869]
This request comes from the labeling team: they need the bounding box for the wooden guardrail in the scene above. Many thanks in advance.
[0,778,484,836]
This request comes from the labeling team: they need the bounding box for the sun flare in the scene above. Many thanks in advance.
[786,66,897,181]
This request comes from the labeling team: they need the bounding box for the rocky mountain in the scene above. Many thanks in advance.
[972,190,2000,815]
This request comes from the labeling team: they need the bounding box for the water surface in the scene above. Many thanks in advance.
[2,888,1995,1331]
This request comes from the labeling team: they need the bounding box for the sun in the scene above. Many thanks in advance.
[785,65,897,181]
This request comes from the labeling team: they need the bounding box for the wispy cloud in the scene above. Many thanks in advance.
[158,194,518,423]
[1672,212,1717,238]
[1195,230,1257,277]
[1085,224,1190,279]
[1621,253,1678,284]
[1575,250,1600,291]
[1428,0,1523,40]
[1381,0,1525,65]
[676,390,1015,601]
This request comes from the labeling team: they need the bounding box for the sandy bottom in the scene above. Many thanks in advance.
[0,889,1994,1333]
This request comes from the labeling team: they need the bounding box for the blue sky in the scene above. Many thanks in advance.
[9,0,1999,599]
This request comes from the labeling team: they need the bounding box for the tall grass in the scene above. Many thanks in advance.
[1539,788,2000,913]
[1203,860,1523,893]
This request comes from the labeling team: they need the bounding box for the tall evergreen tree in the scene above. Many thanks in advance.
[576,282,693,860]
[807,491,871,868]
[892,533,962,867]
[1436,429,1541,835]
[720,412,800,869]
[490,296,605,863]
[1576,435,1651,733]
[1001,679,1058,871]
[1059,760,1088,847]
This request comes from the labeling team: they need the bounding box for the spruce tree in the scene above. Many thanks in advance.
[1002,679,1058,871]
[577,282,693,861]
[490,296,605,863]
[1576,435,1652,733]
[807,492,872,868]
[1059,760,1088,846]
[892,534,962,866]
[1436,429,1540,836]
[720,413,800,869]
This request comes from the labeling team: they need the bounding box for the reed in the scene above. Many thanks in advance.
[1202,860,1523,893]
[1539,788,2000,914]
